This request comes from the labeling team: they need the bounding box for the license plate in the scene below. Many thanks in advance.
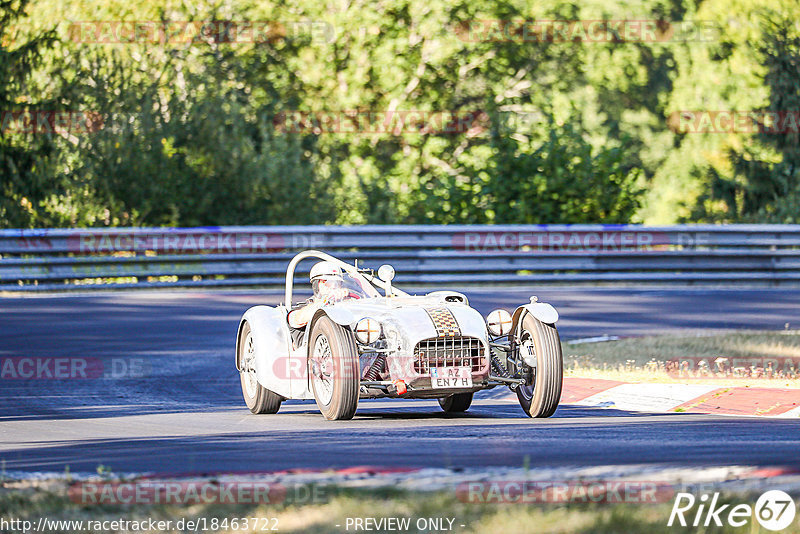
[430,367,473,388]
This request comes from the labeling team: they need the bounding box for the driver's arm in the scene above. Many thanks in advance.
[287,300,319,329]
[287,288,351,328]
[320,287,350,305]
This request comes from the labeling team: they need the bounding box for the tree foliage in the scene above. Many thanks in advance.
[0,0,798,228]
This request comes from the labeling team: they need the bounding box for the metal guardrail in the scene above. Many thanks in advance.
[1,224,799,291]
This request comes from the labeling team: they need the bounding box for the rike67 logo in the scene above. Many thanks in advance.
[669,490,797,531]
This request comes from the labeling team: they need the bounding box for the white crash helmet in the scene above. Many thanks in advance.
[309,261,343,283]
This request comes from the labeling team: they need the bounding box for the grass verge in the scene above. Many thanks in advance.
[2,481,796,534]
[563,330,800,387]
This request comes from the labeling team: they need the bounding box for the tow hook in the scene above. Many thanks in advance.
[392,379,407,395]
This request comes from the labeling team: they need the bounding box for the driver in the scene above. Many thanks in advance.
[287,261,354,329]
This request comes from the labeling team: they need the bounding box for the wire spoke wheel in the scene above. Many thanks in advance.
[516,333,536,402]
[243,331,258,398]
[309,316,359,420]
[311,334,334,405]
[514,313,563,418]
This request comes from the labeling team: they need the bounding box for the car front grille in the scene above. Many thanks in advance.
[413,336,487,374]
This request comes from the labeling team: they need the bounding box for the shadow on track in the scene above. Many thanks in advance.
[4,409,800,474]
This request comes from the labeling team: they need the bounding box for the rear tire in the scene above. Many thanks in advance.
[309,316,360,420]
[438,392,473,413]
[515,313,562,418]
[238,322,282,414]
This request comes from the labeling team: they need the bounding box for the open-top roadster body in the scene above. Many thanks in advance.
[235,250,563,420]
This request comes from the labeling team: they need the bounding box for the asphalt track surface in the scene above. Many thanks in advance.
[1,287,800,475]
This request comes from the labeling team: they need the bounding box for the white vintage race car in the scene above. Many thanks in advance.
[235,250,563,420]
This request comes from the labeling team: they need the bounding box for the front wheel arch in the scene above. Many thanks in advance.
[510,303,559,332]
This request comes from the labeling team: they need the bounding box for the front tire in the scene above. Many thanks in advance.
[438,392,473,413]
[515,313,563,418]
[309,316,360,420]
[238,321,282,414]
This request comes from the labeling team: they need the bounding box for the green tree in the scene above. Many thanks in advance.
[724,11,800,222]
[0,0,59,228]
[7,0,797,228]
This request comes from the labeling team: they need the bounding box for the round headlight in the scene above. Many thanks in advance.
[486,309,513,337]
[377,264,395,282]
[354,317,382,344]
